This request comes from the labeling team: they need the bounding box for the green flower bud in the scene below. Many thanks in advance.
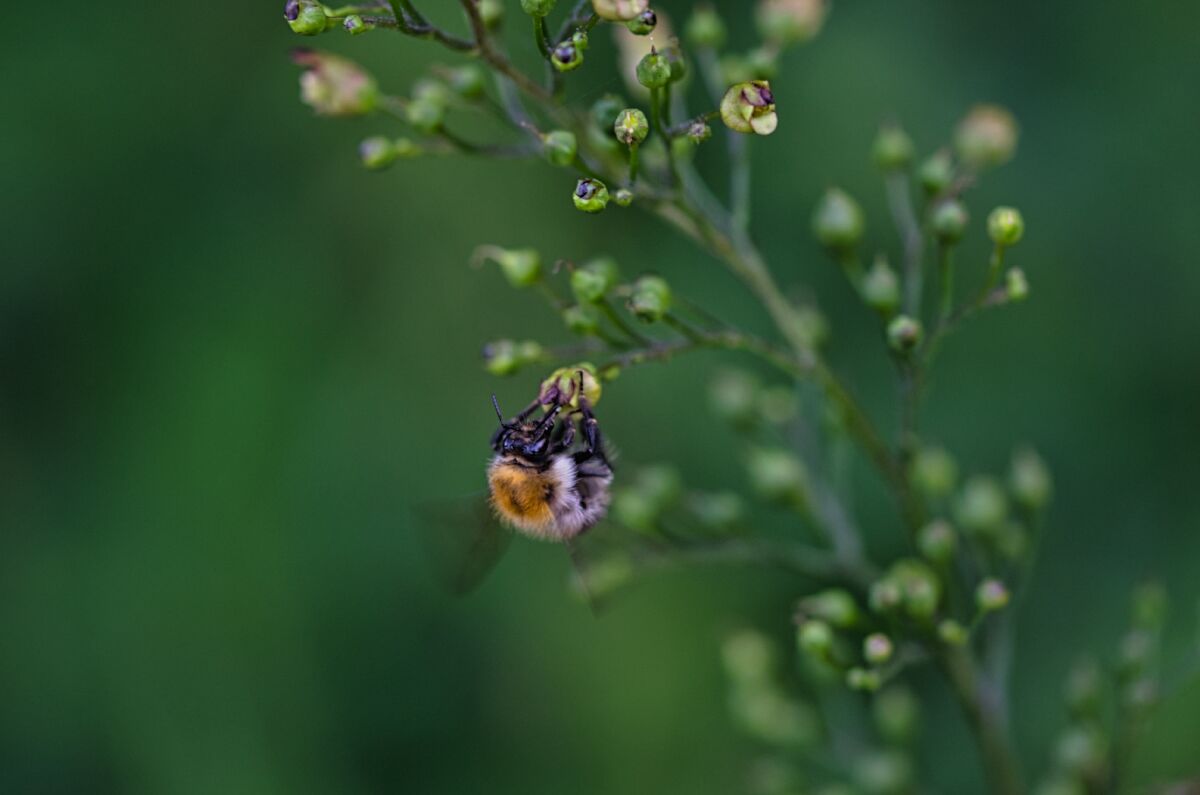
[872,123,915,171]
[938,619,968,646]
[404,81,450,133]
[709,369,760,426]
[445,64,486,98]
[870,579,903,613]
[626,8,657,35]
[722,629,774,683]
[890,559,940,620]
[662,45,687,84]
[1132,582,1169,630]
[1123,677,1158,711]
[572,553,633,601]
[846,667,881,692]
[956,104,1019,169]
[855,751,914,795]
[473,245,542,287]
[343,14,370,35]
[562,303,601,335]
[917,519,957,564]
[873,687,919,744]
[293,49,378,116]
[919,149,955,196]
[1056,727,1107,776]
[686,5,727,49]
[863,633,894,665]
[286,1,330,35]
[520,0,556,17]
[1009,446,1052,511]
[686,120,713,143]
[987,206,1025,247]
[635,464,683,510]
[482,339,544,376]
[358,136,396,170]
[592,0,649,21]
[789,305,829,350]
[1006,268,1030,301]
[569,258,620,304]
[613,108,649,146]
[748,447,808,506]
[797,619,833,657]
[861,255,900,314]
[955,475,1009,535]
[551,40,585,72]
[478,0,504,28]
[614,188,634,207]
[730,688,819,746]
[540,363,602,410]
[800,588,860,629]
[613,488,657,531]
[994,521,1028,561]
[591,94,626,128]
[887,315,923,354]
[758,386,798,425]
[756,0,827,45]
[636,48,672,89]
[812,188,865,250]
[721,81,778,135]
[688,491,745,530]
[573,178,610,213]
[931,199,969,244]
[542,130,578,166]
[911,445,958,500]
[393,138,421,158]
[628,274,672,321]
[976,578,1010,612]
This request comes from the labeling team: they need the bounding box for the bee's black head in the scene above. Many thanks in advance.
[490,394,559,461]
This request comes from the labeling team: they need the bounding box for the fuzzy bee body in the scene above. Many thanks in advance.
[486,377,613,541]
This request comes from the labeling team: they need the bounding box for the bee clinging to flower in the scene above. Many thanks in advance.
[487,367,613,541]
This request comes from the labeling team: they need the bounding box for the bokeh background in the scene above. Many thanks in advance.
[3,1,1199,792]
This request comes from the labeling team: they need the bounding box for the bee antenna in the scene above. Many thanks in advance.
[491,394,507,426]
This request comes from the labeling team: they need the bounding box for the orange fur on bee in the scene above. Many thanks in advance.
[488,464,555,530]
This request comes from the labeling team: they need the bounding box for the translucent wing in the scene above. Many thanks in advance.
[410,493,513,595]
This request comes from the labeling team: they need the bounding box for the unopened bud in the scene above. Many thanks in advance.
[478,0,504,27]
[688,491,745,530]
[919,149,955,195]
[570,257,620,304]
[938,619,968,646]
[293,49,378,116]
[798,619,833,657]
[976,578,1010,612]
[758,387,798,425]
[540,364,602,410]
[861,255,900,314]
[873,124,915,171]
[1064,657,1102,716]
[887,315,923,354]
[591,94,625,129]
[756,0,827,45]
[562,304,601,335]
[956,104,1019,169]
[955,476,1009,535]
[628,274,672,321]
[721,80,778,135]
[613,108,649,145]
[870,579,903,614]
[911,445,958,499]
[863,633,894,665]
[474,246,542,288]
[1056,727,1107,776]
[287,1,330,35]
[748,448,808,506]
[343,14,371,35]
[626,8,657,34]
[1010,446,1052,511]
[890,559,940,620]
[722,629,774,683]
[614,188,634,206]
[800,588,860,629]
[988,206,1025,247]
[482,339,544,376]
[592,0,649,21]
[573,178,610,213]
[812,188,864,251]
[709,369,760,426]
[846,667,881,692]
[542,130,578,166]
[687,120,713,143]
[552,39,585,72]
[358,136,396,170]
[686,5,727,49]
[931,199,969,244]
[636,48,672,89]
[1005,268,1029,301]
[855,751,914,794]
[520,0,556,17]
[917,519,957,564]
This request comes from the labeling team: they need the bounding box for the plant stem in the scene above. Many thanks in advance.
[598,298,650,346]
[885,171,924,316]
[940,646,1024,795]
[458,0,554,103]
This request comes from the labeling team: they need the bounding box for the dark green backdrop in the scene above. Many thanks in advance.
[3,1,1198,792]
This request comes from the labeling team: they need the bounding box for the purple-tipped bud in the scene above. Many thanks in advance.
[284,0,300,21]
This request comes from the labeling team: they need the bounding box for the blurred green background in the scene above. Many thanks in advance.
[3,1,1199,792]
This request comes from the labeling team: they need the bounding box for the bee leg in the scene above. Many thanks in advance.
[551,418,575,453]
[514,396,545,423]
[577,398,609,467]
[532,403,563,439]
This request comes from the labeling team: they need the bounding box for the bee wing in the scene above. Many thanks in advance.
[410,493,513,595]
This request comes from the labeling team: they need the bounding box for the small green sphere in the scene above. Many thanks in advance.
[520,0,557,18]
[812,188,864,250]
[636,50,672,89]
[542,130,578,166]
[931,199,969,243]
[987,206,1025,247]
[573,178,610,213]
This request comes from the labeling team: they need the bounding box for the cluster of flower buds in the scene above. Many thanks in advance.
[482,339,545,376]
[721,630,820,747]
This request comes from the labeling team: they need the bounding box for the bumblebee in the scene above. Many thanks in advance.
[487,375,613,541]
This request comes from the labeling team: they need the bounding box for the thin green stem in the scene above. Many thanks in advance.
[458,0,554,103]
[939,647,1024,795]
[598,298,651,346]
[627,143,640,185]
[533,16,552,60]
[886,171,924,316]
[938,243,956,326]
